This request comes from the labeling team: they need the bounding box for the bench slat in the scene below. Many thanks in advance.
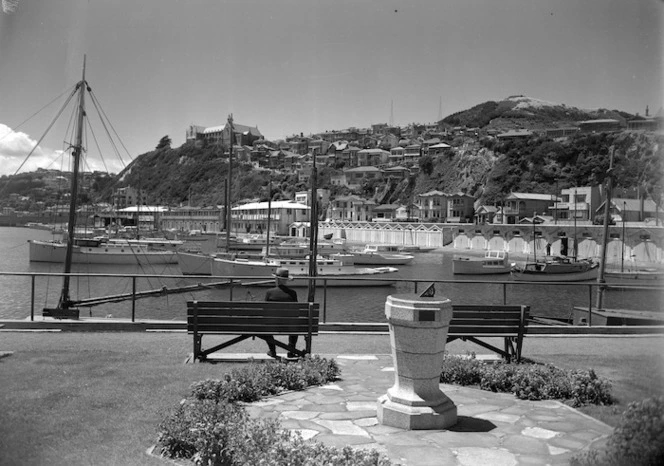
[452,305,525,311]
[449,326,520,335]
[449,318,522,326]
[189,309,319,319]
[188,301,312,310]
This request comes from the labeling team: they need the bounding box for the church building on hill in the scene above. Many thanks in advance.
[186,122,263,147]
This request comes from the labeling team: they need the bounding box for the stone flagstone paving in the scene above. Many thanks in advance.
[242,355,613,465]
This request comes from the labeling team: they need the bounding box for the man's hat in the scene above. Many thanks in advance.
[272,267,293,280]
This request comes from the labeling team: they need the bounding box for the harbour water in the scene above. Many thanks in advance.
[0,227,661,322]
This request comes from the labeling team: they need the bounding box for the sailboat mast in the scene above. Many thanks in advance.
[225,114,233,252]
[265,177,272,258]
[59,56,87,309]
[307,153,318,303]
[573,189,578,259]
[596,147,615,310]
[532,211,537,263]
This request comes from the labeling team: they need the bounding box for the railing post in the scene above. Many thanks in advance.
[502,282,507,305]
[588,284,593,327]
[31,275,35,321]
[323,279,328,323]
[131,276,136,322]
[229,279,234,301]
[414,281,418,294]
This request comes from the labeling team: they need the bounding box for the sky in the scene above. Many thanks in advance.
[0,0,662,176]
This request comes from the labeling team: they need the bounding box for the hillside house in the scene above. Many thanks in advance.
[372,204,400,222]
[383,166,410,181]
[389,146,405,162]
[231,200,309,235]
[415,190,446,222]
[357,148,390,166]
[475,205,499,224]
[597,197,662,223]
[403,144,422,164]
[344,166,384,189]
[427,142,453,156]
[503,193,557,224]
[551,186,601,222]
[330,195,376,221]
[330,173,347,187]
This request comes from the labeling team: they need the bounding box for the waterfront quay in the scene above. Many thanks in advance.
[320,220,664,265]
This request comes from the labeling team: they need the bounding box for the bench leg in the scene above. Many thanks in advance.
[194,335,203,362]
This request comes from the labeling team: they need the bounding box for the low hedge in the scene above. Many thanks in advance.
[157,356,392,466]
[572,396,664,466]
[440,353,613,407]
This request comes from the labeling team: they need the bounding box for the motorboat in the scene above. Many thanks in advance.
[511,256,599,282]
[264,238,349,259]
[211,255,398,287]
[452,250,512,275]
[348,244,414,266]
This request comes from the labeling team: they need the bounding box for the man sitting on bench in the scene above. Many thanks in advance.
[264,267,299,358]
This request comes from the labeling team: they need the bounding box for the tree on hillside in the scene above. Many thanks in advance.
[419,155,434,176]
[156,135,172,150]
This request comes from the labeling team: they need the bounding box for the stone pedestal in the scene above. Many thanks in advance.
[377,294,457,430]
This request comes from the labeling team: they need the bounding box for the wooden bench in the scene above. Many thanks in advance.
[187,300,320,362]
[448,305,530,362]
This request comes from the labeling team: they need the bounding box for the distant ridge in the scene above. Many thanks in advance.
[441,95,635,131]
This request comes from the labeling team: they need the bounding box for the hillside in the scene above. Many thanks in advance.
[0,96,660,213]
[442,95,634,132]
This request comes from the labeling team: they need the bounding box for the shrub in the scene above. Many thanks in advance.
[440,352,482,385]
[158,398,391,465]
[440,354,613,405]
[190,356,340,404]
[570,368,613,407]
[158,356,380,465]
[571,396,664,466]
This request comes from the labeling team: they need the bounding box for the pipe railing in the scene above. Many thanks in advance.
[0,271,662,326]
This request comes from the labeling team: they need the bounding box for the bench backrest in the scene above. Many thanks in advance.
[449,305,529,336]
[187,301,320,335]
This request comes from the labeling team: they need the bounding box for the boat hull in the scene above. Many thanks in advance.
[511,267,599,282]
[452,257,511,275]
[210,257,397,287]
[604,270,664,285]
[28,240,178,265]
[348,253,414,266]
[177,251,214,275]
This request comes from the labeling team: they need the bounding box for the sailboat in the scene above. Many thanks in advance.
[27,66,178,265]
[20,58,230,319]
[511,211,598,282]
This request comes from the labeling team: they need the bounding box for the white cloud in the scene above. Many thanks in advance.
[0,123,66,176]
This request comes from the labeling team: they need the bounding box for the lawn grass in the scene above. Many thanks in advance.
[0,331,662,465]
[527,349,664,426]
[0,332,228,466]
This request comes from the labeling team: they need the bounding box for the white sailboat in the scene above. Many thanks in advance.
[511,212,598,282]
[19,58,226,318]
[27,87,178,265]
